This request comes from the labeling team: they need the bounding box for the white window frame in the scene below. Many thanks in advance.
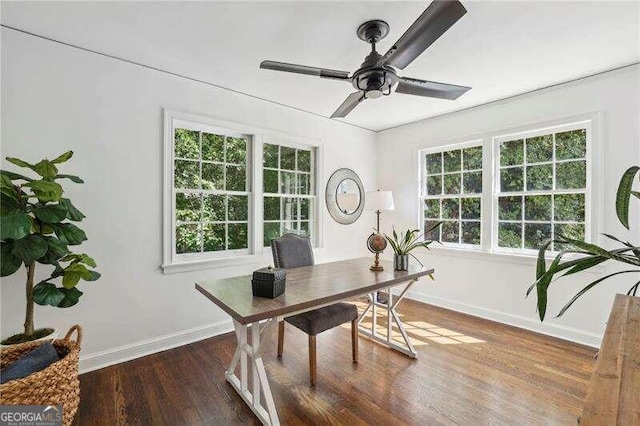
[419,139,484,250]
[416,113,600,262]
[162,110,322,274]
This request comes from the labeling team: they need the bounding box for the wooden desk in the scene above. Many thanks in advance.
[196,257,433,426]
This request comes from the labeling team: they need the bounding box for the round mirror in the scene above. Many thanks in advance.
[336,179,361,215]
[325,169,365,225]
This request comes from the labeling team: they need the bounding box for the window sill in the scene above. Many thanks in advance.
[162,253,273,275]
[426,245,606,274]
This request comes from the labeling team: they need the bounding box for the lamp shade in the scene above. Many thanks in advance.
[365,190,394,211]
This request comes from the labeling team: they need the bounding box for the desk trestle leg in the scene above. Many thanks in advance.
[226,319,280,426]
[357,279,418,358]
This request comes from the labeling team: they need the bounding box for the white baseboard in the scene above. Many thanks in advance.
[79,319,234,374]
[403,290,602,348]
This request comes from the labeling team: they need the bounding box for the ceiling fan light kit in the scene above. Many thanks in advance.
[260,0,472,119]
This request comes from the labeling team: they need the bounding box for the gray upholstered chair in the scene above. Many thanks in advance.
[271,233,358,386]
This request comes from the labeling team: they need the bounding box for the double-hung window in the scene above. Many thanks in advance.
[164,111,318,272]
[421,143,483,247]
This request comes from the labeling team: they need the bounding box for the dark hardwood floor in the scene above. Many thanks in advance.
[76,299,596,425]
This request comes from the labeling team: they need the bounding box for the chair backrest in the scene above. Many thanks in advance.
[271,233,315,269]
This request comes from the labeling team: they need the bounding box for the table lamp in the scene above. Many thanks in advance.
[365,190,394,271]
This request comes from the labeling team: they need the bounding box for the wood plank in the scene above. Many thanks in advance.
[581,294,640,425]
[195,257,433,324]
[76,299,595,425]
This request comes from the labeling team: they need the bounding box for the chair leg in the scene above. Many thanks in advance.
[351,318,358,363]
[277,321,284,357]
[309,334,317,386]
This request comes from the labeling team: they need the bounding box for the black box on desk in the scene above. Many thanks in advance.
[251,266,286,298]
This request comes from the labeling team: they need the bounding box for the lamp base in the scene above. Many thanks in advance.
[369,252,384,271]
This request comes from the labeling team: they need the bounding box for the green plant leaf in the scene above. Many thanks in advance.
[6,157,34,169]
[11,234,48,265]
[33,282,66,306]
[0,193,20,215]
[0,170,33,182]
[59,198,85,221]
[84,270,101,281]
[0,210,31,240]
[0,178,19,203]
[56,287,83,307]
[626,280,640,297]
[44,236,69,259]
[55,174,84,184]
[25,180,63,202]
[52,223,87,245]
[615,166,640,229]
[1,241,22,276]
[32,160,58,179]
[32,204,68,223]
[62,263,91,288]
[51,151,74,164]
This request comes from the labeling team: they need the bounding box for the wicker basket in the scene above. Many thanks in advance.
[1,325,83,426]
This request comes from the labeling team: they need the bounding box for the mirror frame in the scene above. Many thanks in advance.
[325,168,365,225]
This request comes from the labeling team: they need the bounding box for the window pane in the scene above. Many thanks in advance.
[264,197,280,221]
[299,221,310,237]
[461,222,481,245]
[297,150,311,172]
[264,169,278,193]
[554,193,585,222]
[441,221,459,243]
[525,195,551,221]
[555,161,586,189]
[424,220,441,241]
[203,223,225,252]
[443,173,461,195]
[201,163,224,190]
[225,137,246,164]
[176,193,202,222]
[442,198,460,219]
[443,150,461,173]
[526,164,552,190]
[263,143,279,168]
[280,171,296,194]
[203,194,225,222]
[461,197,481,220]
[202,133,224,162]
[424,199,440,219]
[498,223,522,248]
[499,196,522,220]
[282,197,297,222]
[226,165,246,191]
[500,167,523,192]
[500,140,523,166]
[228,195,248,221]
[175,129,199,159]
[524,223,551,250]
[299,198,311,220]
[556,129,586,160]
[554,223,585,251]
[463,171,482,194]
[426,175,442,195]
[227,223,248,249]
[298,173,310,195]
[176,224,201,253]
[526,135,552,163]
[426,153,442,174]
[280,146,296,170]
[175,160,199,189]
[264,222,281,247]
[463,147,482,170]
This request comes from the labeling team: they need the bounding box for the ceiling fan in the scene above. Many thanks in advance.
[260,0,471,119]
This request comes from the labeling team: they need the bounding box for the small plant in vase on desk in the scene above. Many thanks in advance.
[384,223,441,271]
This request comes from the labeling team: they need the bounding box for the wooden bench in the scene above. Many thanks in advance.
[580,294,640,425]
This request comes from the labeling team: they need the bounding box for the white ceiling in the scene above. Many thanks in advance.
[2,1,639,132]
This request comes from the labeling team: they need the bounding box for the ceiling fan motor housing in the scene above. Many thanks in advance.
[351,50,398,98]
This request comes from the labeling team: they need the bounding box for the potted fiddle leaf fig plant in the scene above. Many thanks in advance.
[528,166,640,320]
[384,223,442,271]
[0,151,100,345]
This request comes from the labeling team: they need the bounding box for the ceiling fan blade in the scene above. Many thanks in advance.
[382,0,467,70]
[396,77,471,100]
[260,60,350,81]
[330,92,365,118]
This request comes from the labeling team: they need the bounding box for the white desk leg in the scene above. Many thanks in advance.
[357,279,418,359]
[226,319,280,426]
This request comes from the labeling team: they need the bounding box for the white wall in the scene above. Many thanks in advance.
[377,65,640,347]
[0,29,377,371]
